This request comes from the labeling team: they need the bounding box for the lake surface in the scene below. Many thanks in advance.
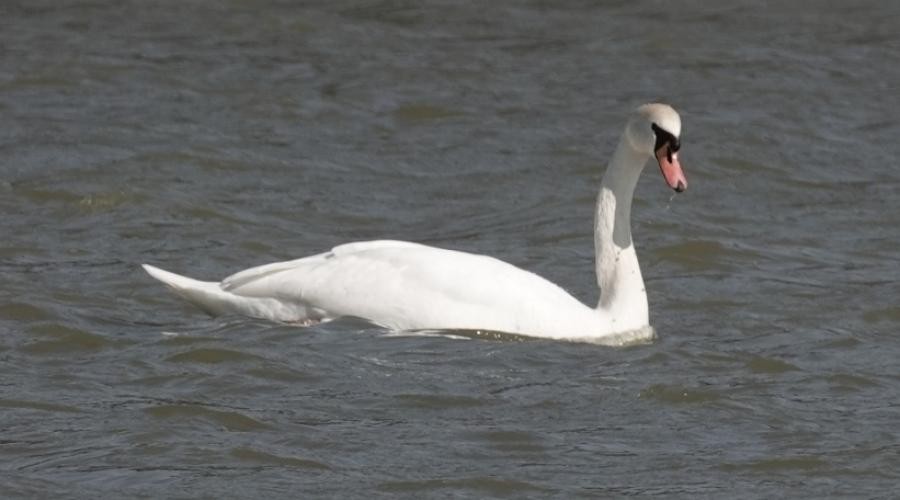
[2,1,899,497]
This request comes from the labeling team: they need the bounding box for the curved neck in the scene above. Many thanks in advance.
[594,140,650,328]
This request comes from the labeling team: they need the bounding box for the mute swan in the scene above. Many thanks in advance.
[143,103,687,341]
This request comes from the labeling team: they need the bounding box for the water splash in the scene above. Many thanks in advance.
[665,192,679,211]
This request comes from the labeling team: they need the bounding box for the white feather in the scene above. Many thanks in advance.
[142,103,686,341]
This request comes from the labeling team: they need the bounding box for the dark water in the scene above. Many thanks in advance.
[3,1,900,497]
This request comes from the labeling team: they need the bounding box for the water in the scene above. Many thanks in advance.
[2,1,900,497]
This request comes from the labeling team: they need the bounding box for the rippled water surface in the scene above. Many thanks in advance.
[3,1,900,498]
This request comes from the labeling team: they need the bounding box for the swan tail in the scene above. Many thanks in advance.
[142,264,237,316]
[142,264,318,323]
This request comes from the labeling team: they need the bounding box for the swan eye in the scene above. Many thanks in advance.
[651,123,680,154]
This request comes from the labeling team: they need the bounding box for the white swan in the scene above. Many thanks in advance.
[142,103,687,341]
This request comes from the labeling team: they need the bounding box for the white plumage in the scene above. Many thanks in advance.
[143,103,688,342]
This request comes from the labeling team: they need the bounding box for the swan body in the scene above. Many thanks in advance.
[143,103,688,341]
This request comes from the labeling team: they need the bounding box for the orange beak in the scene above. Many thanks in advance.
[655,144,687,192]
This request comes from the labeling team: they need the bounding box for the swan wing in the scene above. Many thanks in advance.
[221,240,424,291]
[219,240,592,333]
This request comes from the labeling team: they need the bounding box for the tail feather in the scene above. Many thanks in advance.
[141,264,215,290]
[142,264,237,316]
[142,264,312,322]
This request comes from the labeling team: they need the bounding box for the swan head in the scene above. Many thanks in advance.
[625,103,687,192]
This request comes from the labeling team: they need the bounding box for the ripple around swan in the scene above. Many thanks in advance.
[862,306,900,324]
[392,326,657,345]
[377,477,549,496]
[392,393,489,410]
[229,447,331,470]
[144,404,270,432]
[744,356,800,374]
[463,430,547,453]
[21,324,120,354]
[164,348,265,364]
[392,103,463,124]
[826,373,880,391]
[720,456,830,473]
[0,302,56,322]
[638,384,725,405]
[653,239,759,272]
[0,399,81,413]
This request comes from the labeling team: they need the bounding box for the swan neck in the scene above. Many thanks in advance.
[598,143,646,244]
[593,139,650,326]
